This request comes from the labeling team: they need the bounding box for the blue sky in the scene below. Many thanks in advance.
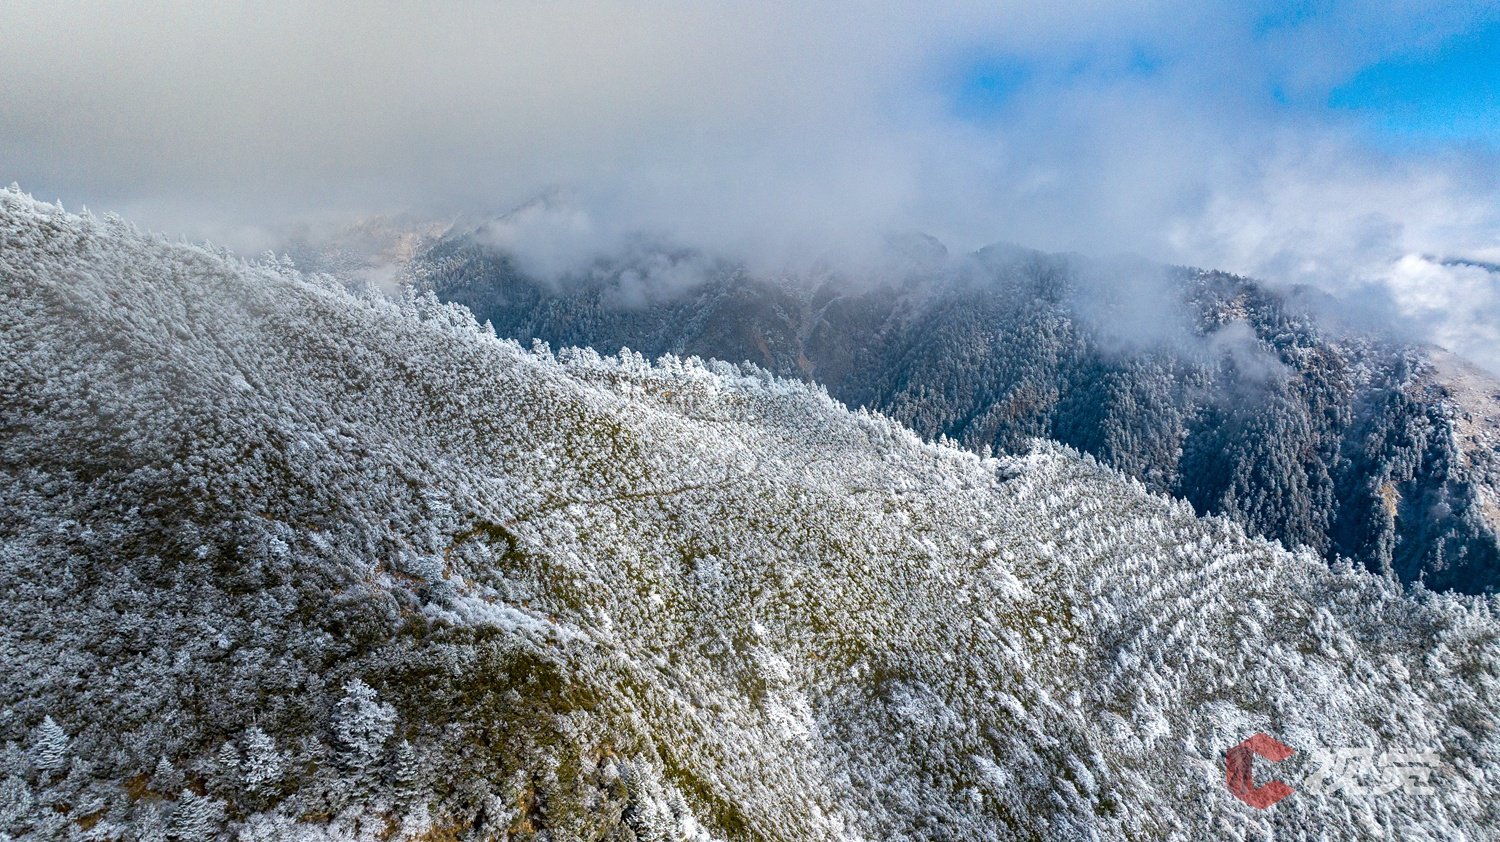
[948,6,1500,149]
[1328,18,1500,144]
[1,3,1497,286]
[2,1,1498,368]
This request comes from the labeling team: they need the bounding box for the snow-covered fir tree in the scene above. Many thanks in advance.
[168,790,224,842]
[28,718,68,779]
[241,726,282,796]
[332,679,396,776]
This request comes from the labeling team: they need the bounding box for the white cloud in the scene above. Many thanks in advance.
[1383,256,1500,372]
[2,1,1499,369]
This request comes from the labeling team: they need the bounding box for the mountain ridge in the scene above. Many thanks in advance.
[407,229,1500,594]
[4,189,1500,839]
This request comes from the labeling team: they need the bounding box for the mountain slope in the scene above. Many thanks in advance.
[3,189,1500,839]
[413,233,1500,594]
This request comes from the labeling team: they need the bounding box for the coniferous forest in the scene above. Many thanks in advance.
[416,231,1500,595]
[8,3,1500,839]
[5,189,1500,839]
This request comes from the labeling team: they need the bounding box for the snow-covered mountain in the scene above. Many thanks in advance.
[410,230,1500,595]
[4,188,1500,839]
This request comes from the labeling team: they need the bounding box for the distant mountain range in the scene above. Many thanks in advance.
[6,187,1500,839]
[406,225,1500,595]
[1435,256,1500,274]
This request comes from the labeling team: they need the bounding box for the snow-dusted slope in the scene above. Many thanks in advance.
[417,234,1500,594]
[2,188,1498,840]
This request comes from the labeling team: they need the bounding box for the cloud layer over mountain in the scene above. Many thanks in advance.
[3,1,1499,367]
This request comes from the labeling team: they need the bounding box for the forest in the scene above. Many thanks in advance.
[417,231,1500,594]
[4,188,1499,838]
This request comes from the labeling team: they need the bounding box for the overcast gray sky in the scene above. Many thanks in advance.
[4,1,1499,366]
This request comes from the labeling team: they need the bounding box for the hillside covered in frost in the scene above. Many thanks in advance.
[3,187,1500,840]
[415,228,1500,595]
